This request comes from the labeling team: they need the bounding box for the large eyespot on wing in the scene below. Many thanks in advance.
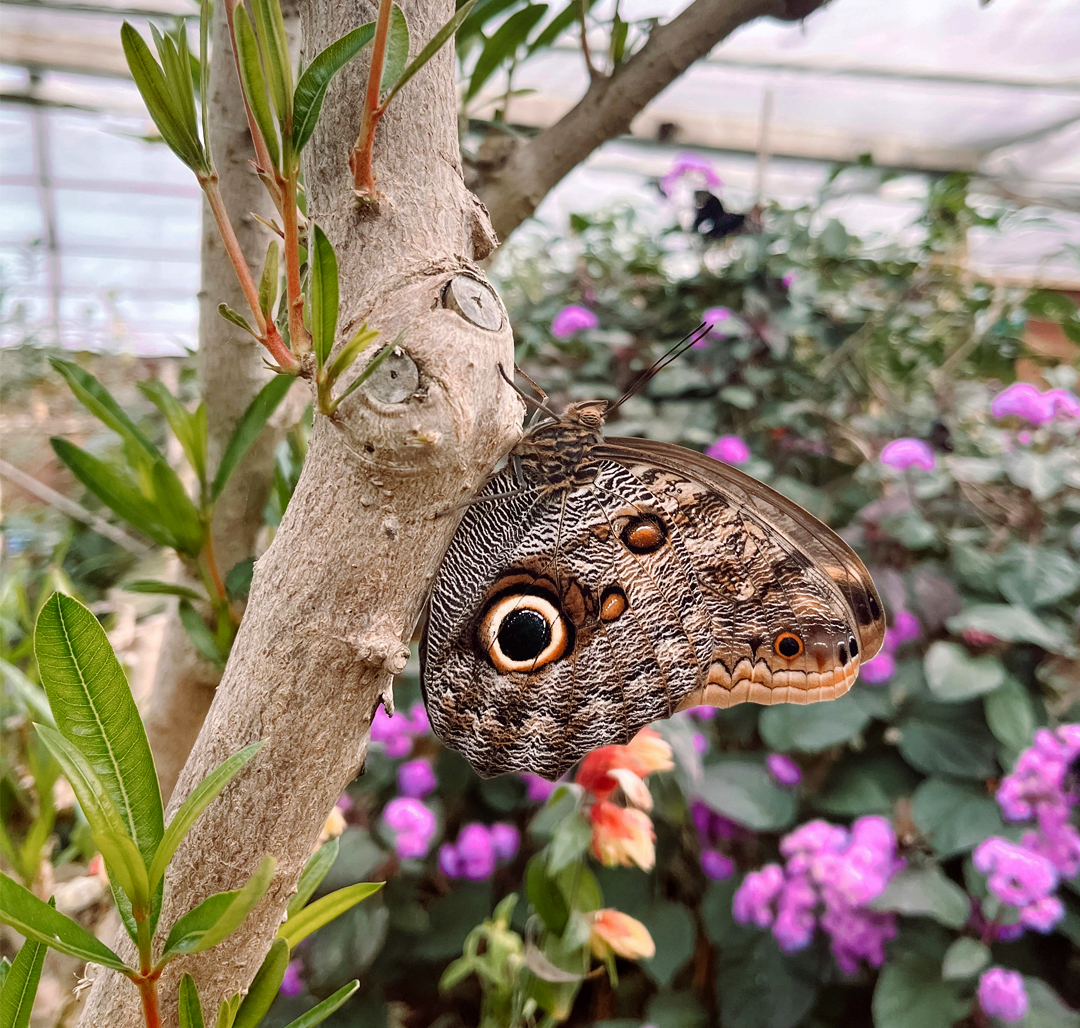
[476,586,574,673]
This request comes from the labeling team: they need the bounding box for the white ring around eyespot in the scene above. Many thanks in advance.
[480,593,569,673]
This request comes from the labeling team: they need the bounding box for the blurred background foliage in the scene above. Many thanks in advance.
[2,165,1079,1028]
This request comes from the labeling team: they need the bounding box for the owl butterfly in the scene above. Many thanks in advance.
[421,329,886,780]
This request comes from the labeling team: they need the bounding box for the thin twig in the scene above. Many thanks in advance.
[0,457,151,555]
[579,0,598,80]
[351,0,394,194]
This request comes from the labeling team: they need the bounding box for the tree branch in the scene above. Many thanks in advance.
[476,0,826,241]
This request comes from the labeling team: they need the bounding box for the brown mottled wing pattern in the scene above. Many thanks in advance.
[421,438,885,780]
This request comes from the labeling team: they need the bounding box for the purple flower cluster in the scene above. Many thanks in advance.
[519,773,560,803]
[382,797,437,859]
[978,967,1028,1022]
[706,435,750,465]
[438,822,520,880]
[551,304,599,339]
[973,838,1062,932]
[370,701,430,759]
[397,758,437,798]
[767,753,802,787]
[733,817,904,973]
[691,801,746,881]
[859,608,920,685]
[880,437,935,471]
[694,306,735,347]
[660,151,723,198]
[991,382,1080,425]
[279,958,304,997]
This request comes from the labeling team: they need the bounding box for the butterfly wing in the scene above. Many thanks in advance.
[421,441,885,780]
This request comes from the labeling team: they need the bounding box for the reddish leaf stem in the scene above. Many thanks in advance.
[350,0,394,195]
[137,974,162,1028]
[279,171,310,353]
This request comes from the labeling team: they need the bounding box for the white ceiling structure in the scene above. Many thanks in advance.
[1,0,1078,354]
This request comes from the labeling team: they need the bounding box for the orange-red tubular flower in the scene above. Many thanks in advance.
[589,800,656,871]
[589,909,656,960]
[576,727,674,801]
[625,727,675,774]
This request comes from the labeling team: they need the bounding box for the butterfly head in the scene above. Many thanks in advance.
[560,400,609,429]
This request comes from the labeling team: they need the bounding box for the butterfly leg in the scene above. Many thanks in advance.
[497,363,559,423]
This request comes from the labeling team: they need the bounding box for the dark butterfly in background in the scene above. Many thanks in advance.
[420,328,886,780]
[692,190,747,240]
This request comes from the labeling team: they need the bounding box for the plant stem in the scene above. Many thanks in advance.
[280,171,310,354]
[137,975,162,1028]
[350,0,394,194]
[202,176,300,373]
[202,530,229,606]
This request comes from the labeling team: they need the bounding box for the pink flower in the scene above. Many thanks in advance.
[397,758,437,798]
[880,438,935,471]
[706,435,750,465]
[767,753,802,786]
[991,383,1080,425]
[279,959,304,996]
[782,271,797,288]
[551,304,599,339]
[978,968,1028,1022]
[701,849,735,880]
[490,822,520,861]
[519,772,558,803]
[1046,387,1080,418]
[860,652,895,684]
[660,152,722,197]
[382,797,437,859]
[890,610,920,645]
[694,306,735,347]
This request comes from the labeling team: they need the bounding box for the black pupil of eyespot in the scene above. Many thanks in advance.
[498,608,551,662]
[849,636,859,658]
[778,635,800,657]
[838,644,849,665]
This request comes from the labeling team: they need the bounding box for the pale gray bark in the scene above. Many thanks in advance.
[143,0,304,802]
[477,0,827,241]
[78,0,520,1023]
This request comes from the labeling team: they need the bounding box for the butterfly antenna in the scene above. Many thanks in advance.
[498,363,560,419]
[607,322,712,414]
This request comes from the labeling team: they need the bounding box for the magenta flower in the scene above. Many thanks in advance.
[490,822,521,861]
[370,701,430,759]
[890,610,920,645]
[551,304,599,339]
[437,843,460,878]
[782,271,797,288]
[686,705,718,721]
[860,652,895,684]
[1046,387,1080,418]
[382,797,437,859]
[279,959,304,997]
[693,306,736,348]
[978,968,1028,1022]
[706,435,750,465]
[991,382,1080,425]
[973,837,1061,932]
[397,758,437,798]
[692,731,709,755]
[660,151,722,197]
[767,753,802,787]
[520,772,559,803]
[701,848,735,880]
[880,438,935,471]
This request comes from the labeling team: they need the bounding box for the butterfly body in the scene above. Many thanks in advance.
[421,400,885,780]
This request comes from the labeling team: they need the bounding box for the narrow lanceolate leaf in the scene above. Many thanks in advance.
[326,324,379,385]
[385,0,477,106]
[149,459,204,558]
[148,741,265,890]
[177,601,224,668]
[258,241,280,323]
[178,973,206,1028]
[210,373,294,502]
[0,932,47,1028]
[198,0,211,160]
[159,856,276,960]
[50,358,159,460]
[330,342,396,410]
[137,381,208,487]
[277,881,383,948]
[292,22,375,153]
[234,5,281,171]
[152,23,201,159]
[120,22,206,173]
[122,580,205,602]
[278,981,359,1028]
[218,303,259,338]
[251,0,293,124]
[380,4,410,98]
[0,874,130,972]
[466,3,547,101]
[33,593,164,868]
[232,938,289,1028]
[286,838,339,919]
[50,438,177,550]
[308,225,339,370]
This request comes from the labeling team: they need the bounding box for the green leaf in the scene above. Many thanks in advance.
[527,0,579,53]
[697,761,796,831]
[898,702,1000,779]
[148,742,265,891]
[758,692,870,752]
[998,543,1080,608]
[546,811,592,874]
[160,856,276,959]
[872,956,970,1028]
[151,24,201,156]
[466,4,547,101]
[177,600,225,668]
[871,865,970,929]
[120,22,207,173]
[50,358,158,460]
[984,676,1036,755]
[251,0,293,124]
[258,242,280,323]
[325,324,379,384]
[308,224,339,371]
[1005,450,1071,501]
[232,939,289,1028]
[947,604,1073,655]
[138,380,208,487]
[292,22,376,153]
[224,559,255,603]
[0,957,10,996]
[278,981,359,1028]
[50,438,177,549]
[122,580,205,602]
[640,901,695,988]
[329,341,398,410]
[717,933,818,1028]
[924,641,1004,701]
[0,874,129,972]
[1021,977,1080,1028]
[178,973,206,1028]
[940,937,989,980]
[380,4,410,98]
[34,593,163,867]
[384,0,479,106]
[286,838,339,920]
[149,458,205,558]
[211,374,294,502]
[234,5,280,170]
[277,880,383,948]
[610,12,627,65]
[815,752,919,817]
[911,777,1005,859]
[0,661,53,727]
[217,303,259,338]
[0,932,47,1028]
